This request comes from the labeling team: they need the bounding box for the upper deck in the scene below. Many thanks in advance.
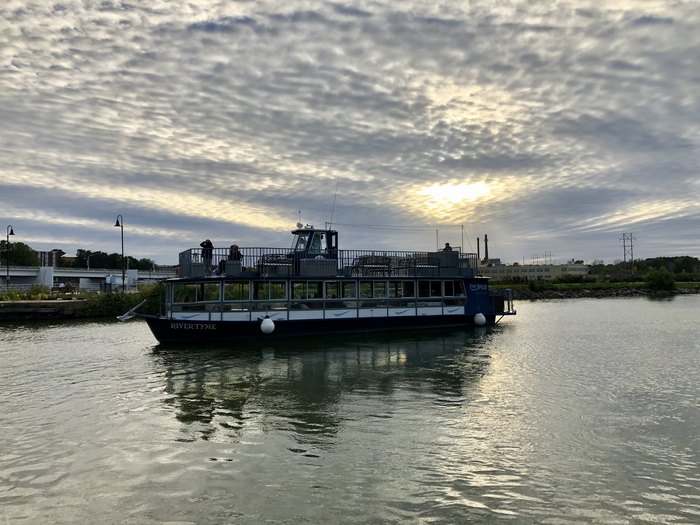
[178,226,479,280]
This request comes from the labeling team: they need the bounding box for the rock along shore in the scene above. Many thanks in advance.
[510,286,699,301]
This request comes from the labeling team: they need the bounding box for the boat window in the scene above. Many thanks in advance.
[388,281,401,298]
[418,280,442,297]
[224,281,249,301]
[325,281,339,299]
[323,281,344,308]
[173,282,220,302]
[444,281,453,297]
[444,280,465,296]
[293,231,310,252]
[308,281,322,299]
[172,283,199,303]
[387,281,415,298]
[309,232,323,255]
[254,281,286,300]
[342,282,356,299]
[360,281,372,298]
[291,281,322,299]
[385,280,414,307]
[202,283,220,301]
[291,281,304,299]
[418,280,430,297]
[373,281,386,298]
[444,280,466,305]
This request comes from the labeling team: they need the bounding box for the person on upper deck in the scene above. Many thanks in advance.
[200,239,214,275]
[442,242,453,252]
[219,243,243,274]
[229,244,242,261]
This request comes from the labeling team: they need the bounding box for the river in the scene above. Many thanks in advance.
[1,296,699,524]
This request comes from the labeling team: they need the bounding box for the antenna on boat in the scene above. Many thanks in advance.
[328,178,339,229]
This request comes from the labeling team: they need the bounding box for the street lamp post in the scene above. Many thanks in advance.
[114,215,125,292]
[5,225,14,292]
[87,254,93,270]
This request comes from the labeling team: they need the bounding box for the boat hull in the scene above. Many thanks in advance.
[141,313,496,345]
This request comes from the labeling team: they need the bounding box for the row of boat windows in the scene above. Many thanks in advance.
[172,279,466,303]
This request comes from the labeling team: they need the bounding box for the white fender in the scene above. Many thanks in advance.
[260,316,275,334]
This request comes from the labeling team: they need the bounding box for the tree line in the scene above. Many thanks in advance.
[590,256,700,281]
[3,240,698,278]
[0,241,157,271]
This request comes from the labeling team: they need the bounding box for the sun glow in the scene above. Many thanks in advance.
[421,182,491,204]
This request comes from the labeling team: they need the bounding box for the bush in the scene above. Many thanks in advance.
[645,268,676,292]
[76,283,165,318]
[27,284,50,300]
[527,279,550,291]
[0,289,22,301]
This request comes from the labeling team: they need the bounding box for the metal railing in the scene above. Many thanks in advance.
[178,247,479,278]
[490,288,516,315]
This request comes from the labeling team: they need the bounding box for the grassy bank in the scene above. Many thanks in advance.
[0,283,164,320]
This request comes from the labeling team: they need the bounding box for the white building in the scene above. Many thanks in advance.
[478,262,589,281]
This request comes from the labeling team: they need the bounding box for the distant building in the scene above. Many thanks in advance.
[478,261,589,281]
[38,250,61,268]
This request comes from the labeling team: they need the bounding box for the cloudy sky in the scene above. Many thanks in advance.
[1,1,698,265]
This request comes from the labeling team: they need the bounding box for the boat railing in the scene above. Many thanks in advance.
[490,288,516,315]
[177,247,480,278]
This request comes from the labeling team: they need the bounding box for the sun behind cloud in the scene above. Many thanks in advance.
[402,181,493,223]
[421,181,491,204]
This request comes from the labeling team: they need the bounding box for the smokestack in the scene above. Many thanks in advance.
[477,237,480,261]
[484,234,489,262]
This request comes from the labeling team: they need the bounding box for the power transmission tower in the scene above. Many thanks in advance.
[620,233,635,277]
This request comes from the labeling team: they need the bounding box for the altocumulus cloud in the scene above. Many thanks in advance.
[0,0,698,263]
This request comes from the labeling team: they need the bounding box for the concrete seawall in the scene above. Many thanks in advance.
[0,300,88,321]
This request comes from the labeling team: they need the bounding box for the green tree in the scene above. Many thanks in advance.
[0,241,39,265]
[135,257,156,271]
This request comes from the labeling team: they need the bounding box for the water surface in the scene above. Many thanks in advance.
[1,296,699,523]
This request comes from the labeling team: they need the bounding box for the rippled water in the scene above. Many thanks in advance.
[1,296,699,524]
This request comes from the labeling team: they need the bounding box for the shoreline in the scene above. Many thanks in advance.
[508,285,699,301]
[1,285,698,321]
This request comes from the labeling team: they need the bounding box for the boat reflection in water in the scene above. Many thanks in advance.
[151,328,500,445]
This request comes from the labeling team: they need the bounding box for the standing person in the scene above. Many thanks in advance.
[442,242,453,252]
[229,244,242,261]
[200,239,214,275]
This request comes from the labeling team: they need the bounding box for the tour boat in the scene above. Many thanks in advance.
[138,225,516,344]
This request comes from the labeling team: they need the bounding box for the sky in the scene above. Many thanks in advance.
[1,1,698,266]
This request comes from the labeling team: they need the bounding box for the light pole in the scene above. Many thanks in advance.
[87,254,93,270]
[5,225,14,292]
[114,215,125,292]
